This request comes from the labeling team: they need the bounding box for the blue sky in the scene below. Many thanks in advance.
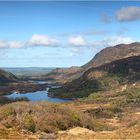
[0,1,140,67]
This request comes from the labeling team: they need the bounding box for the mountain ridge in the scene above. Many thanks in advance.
[82,42,140,69]
[49,55,140,98]
[45,42,140,84]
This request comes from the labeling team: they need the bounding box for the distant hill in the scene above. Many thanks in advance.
[82,42,140,69]
[4,67,54,76]
[4,67,55,79]
[0,68,18,83]
[50,55,140,98]
[43,66,83,84]
[45,42,140,84]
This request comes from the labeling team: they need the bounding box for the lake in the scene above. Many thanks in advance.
[5,90,71,102]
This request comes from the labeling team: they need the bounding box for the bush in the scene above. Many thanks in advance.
[107,105,122,113]
[128,120,139,127]
[15,97,30,102]
[87,92,102,99]
[56,121,67,130]
[0,102,95,133]
[0,106,14,118]
[23,114,36,132]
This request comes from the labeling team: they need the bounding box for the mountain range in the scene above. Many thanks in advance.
[44,42,140,84]
[49,42,140,98]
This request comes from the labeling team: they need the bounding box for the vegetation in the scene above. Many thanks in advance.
[0,96,29,105]
[23,114,36,132]
[0,102,96,133]
[50,74,123,99]
[50,56,140,99]
[0,45,139,139]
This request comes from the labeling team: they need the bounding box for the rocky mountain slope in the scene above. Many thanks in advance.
[83,42,140,69]
[45,42,140,84]
[50,55,140,98]
[0,68,18,83]
[43,66,82,84]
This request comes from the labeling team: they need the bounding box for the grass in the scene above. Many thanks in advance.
[108,87,140,110]
[128,120,139,127]
[0,101,96,133]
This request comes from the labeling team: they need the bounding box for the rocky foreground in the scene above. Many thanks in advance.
[1,125,140,140]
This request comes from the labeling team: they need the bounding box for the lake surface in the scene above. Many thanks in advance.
[6,90,71,102]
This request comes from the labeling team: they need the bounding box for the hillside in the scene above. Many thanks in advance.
[0,83,140,139]
[0,45,140,139]
[4,67,54,79]
[83,42,140,69]
[44,42,140,84]
[43,66,82,84]
[0,68,18,83]
[49,55,140,98]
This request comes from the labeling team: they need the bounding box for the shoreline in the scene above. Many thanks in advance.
[0,81,49,95]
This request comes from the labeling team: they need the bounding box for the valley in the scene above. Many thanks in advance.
[0,42,140,139]
[1,1,140,139]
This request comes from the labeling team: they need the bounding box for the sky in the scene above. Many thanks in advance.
[0,1,140,68]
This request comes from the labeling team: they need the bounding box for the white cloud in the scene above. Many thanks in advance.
[9,41,27,48]
[69,36,135,55]
[94,36,135,48]
[116,6,140,22]
[0,40,26,48]
[0,34,137,53]
[0,34,57,49]
[69,36,88,46]
[29,34,57,47]
[0,40,9,48]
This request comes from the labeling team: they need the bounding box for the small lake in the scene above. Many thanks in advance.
[5,90,71,102]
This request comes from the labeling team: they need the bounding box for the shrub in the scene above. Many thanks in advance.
[73,114,80,124]
[107,105,122,113]
[0,102,95,133]
[15,97,30,102]
[0,106,14,118]
[56,121,67,130]
[23,114,36,132]
[87,92,102,99]
[128,120,139,127]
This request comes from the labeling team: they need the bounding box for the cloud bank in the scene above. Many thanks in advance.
[68,36,88,46]
[116,6,140,22]
[0,34,57,49]
[0,34,136,52]
[95,36,134,48]
[30,34,57,47]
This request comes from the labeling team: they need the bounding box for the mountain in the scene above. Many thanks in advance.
[45,42,140,84]
[0,68,18,83]
[43,66,82,84]
[4,67,54,77]
[82,42,140,69]
[49,55,140,98]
